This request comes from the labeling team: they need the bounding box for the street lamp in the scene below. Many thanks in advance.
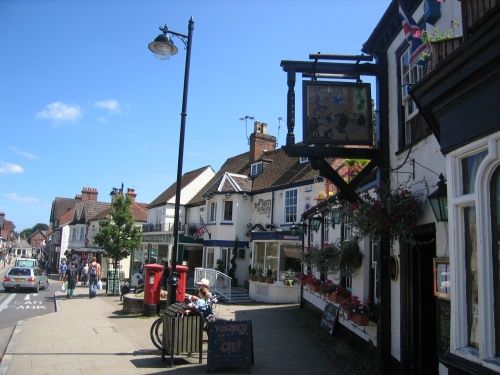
[149,17,194,306]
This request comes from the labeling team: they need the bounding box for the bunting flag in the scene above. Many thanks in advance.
[398,1,430,64]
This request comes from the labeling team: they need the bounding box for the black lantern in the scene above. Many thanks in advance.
[428,174,448,222]
[329,208,342,227]
[310,215,322,232]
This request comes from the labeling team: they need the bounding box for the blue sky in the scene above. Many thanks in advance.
[0,0,391,231]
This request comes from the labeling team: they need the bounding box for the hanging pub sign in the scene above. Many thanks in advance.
[302,81,373,146]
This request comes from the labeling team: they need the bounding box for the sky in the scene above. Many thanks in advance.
[0,0,392,232]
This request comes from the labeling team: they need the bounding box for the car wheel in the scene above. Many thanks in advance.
[34,283,40,293]
[4,287,11,293]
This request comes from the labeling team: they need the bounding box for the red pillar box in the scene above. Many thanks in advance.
[175,265,189,302]
[143,263,164,316]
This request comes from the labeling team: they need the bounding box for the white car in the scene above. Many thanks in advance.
[3,267,49,292]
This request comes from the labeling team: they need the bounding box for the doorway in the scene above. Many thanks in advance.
[401,223,438,374]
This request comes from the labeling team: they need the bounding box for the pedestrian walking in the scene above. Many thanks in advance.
[81,262,89,287]
[88,256,101,298]
[59,260,67,282]
[64,261,79,299]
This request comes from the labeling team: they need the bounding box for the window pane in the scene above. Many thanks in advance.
[285,189,297,223]
[254,242,265,276]
[223,201,233,221]
[462,150,488,194]
[266,243,278,279]
[464,206,479,349]
[280,244,301,275]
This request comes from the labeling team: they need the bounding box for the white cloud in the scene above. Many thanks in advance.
[94,99,121,113]
[0,162,24,175]
[37,102,82,121]
[2,192,38,204]
[9,146,38,160]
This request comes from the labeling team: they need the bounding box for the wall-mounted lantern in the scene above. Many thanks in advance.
[310,215,323,232]
[428,174,448,222]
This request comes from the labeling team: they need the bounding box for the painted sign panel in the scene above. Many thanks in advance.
[303,81,373,146]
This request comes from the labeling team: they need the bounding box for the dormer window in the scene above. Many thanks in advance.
[250,161,263,177]
[299,156,309,164]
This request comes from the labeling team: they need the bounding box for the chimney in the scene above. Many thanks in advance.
[81,187,98,201]
[249,121,276,162]
[126,188,137,203]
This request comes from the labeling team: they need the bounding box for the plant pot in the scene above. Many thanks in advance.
[250,276,258,281]
[328,293,343,304]
[308,283,321,293]
[265,277,274,284]
[348,313,369,326]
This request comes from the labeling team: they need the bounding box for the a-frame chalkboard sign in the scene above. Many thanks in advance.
[321,303,339,335]
[207,320,254,373]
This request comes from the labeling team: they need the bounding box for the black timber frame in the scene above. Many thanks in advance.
[280,55,380,203]
[281,54,394,374]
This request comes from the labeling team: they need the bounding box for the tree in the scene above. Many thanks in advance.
[93,194,143,295]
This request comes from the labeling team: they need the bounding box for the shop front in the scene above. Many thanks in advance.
[249,231,302,303]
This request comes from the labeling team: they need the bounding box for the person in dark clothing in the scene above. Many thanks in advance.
[64,261,79,299]
[161,258,170,290]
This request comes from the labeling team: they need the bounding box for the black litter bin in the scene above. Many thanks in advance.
[162,302,203,366]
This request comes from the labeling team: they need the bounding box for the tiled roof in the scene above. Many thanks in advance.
[149,165,212,208]
[59,208,75,226]
[89,202,148,222]
[50,197,78,225]
[72,201,110,224]
[188,148,321,204]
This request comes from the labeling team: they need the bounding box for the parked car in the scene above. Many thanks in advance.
[2,267,49,292]
[14,258,37,268]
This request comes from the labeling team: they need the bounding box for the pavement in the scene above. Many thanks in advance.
[0,278,350,375]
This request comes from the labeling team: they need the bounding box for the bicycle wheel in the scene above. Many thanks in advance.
[150,317,163,350]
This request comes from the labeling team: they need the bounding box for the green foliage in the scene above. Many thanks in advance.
[303,244,341,276]
[93,194,143,263]
[419,20,460,61]
[228,238,238,279]
[216,259,225,273]
[339,240,362,276]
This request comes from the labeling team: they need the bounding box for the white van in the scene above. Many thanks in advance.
[14,258,37,268]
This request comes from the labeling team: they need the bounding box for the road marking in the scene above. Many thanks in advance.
[0,293,16,313]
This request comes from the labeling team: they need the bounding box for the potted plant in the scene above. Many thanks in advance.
[330,285,350,304]
[341,295,370,326]
[283,269,296,287]
[257,268,265,282]
[307,277,322,293]
[321,280,335,298]
[265,268,274,284]
[249,267,258,281]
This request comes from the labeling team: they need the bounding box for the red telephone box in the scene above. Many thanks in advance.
[175,265,188,302]
[143,263,164,316]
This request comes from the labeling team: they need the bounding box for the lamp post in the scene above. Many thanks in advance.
[148,17,194,306]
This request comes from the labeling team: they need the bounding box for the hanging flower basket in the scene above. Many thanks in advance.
[341,185,421,246]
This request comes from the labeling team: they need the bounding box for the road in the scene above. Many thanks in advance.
[0,268,57,363]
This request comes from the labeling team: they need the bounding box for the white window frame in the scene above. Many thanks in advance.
[448,131,500,370]
[299,156,309,164]
[209,202,217,223]
[250,162,263,177]
[283,188,298,224]
[400,46,425,145]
